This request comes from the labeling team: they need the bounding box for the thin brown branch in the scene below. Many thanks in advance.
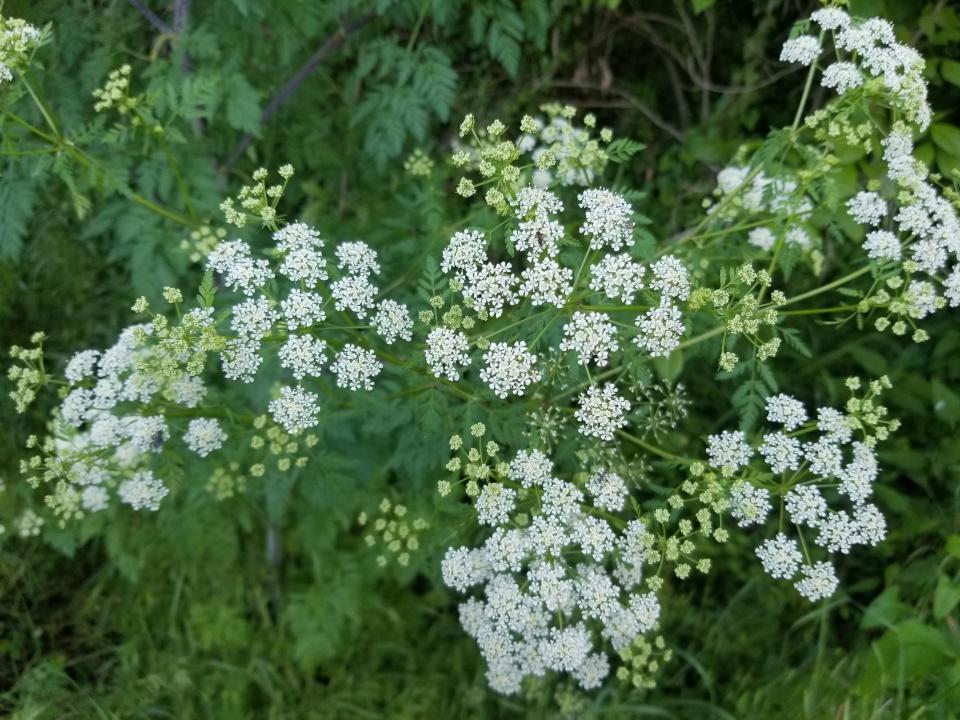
[550,81,685,142]
[126,0,174,36]
[225,13,376,167]
[173,0,190,33]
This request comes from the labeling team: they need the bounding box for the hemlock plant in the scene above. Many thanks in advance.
[2,4,959,709]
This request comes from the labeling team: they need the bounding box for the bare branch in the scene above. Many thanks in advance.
[126,0,174,36]
[173,0,190,34]
[550,81,685,142]
[225,13,376,167]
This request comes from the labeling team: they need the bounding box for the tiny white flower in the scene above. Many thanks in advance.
[183,418,227,457]
[331,344,382,391]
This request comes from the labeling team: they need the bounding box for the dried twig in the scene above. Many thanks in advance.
[126,0,174,36]
[173,0,190,33]
[225,13,376,167]
[550,81,685,142]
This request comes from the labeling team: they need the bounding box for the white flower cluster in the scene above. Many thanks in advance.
[0,15,41,85]
[520,111,610,188]
[559,311,618,366]
[808,10,931,129]
[208,220,411,428]
[712,165,814,246]
[712,390,892,601]
[268,385,320,435]
[589,253,645,303]
[479,342,541,398]
[442,448,660,695]
[183,418,227,457]
[575,383,630,441]
[25,214,418,519]
[845,122,959,326]
[578,188,635,251]
[779,35,821,66]
[425,327,472,381]
[41,319,223,515]
[433,186,690,441]
[331,344,383,391]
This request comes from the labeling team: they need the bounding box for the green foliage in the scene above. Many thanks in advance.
[2,0,960,718]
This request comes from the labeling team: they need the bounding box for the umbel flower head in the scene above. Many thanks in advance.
[426,177,692,444]
[703,380,898,601]
[13,170,415,519]
[441,440,662,695]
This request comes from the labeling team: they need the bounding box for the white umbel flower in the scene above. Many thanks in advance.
[805,437,843,478]
[729,481,771,527]
[780,35,821,66]
[511,218,564,258]
[123,415,170,453]
[81,485,109,513]
[634,302,685,357]
[425,327,471,381]
[585,470,628,512]
[816,407,853,444]
[65,350,100,384]
[765,393,808,430]
[759,432,803,473]
[268,386,320,434]
[822,61,863,93]
[221,338,262,383]
[755,533,802,579]
[335,241,380,276]
[183,418,227,457]
[706,430,752,473]
[279,334,327,380]
[811,8,850,31]
[508,449,553,488]
[441,546,490,591]
[578,188,635,251]
[589,253,645,303]
[442,229,486,277]
[511,187,563,220]
[278,247,327,285]
[518,258,573,307]
[479,342,540,398]
[207,240,273,295]
[281,289,326,331]
[273,222,324,252]
[118,471,168,511]
[649,256,690,301]
[575,383,630,441]
[846,191,887,226]
[231,296,278,339]
[463,262,519,318]
[854,503,887,546]
[371,300,413,344]
[748,227,776,250]
[331,344,382,391]
[559,312,619,366]
[863,230,901,261]
[794,561,839,601]
[785,485,828,528]
[476,483,517,526]
[330,275,378,318]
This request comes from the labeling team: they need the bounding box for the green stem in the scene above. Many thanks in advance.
[791,31,825,132]
[4,89,197,229]
[676,325,724,349]
[20,75,61,140]
[616,428,683,462]
[780,265,871,307]
[405,0,431,52]
[779,305,859,316]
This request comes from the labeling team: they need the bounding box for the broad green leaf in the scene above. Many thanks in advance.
[931,123,960,157]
